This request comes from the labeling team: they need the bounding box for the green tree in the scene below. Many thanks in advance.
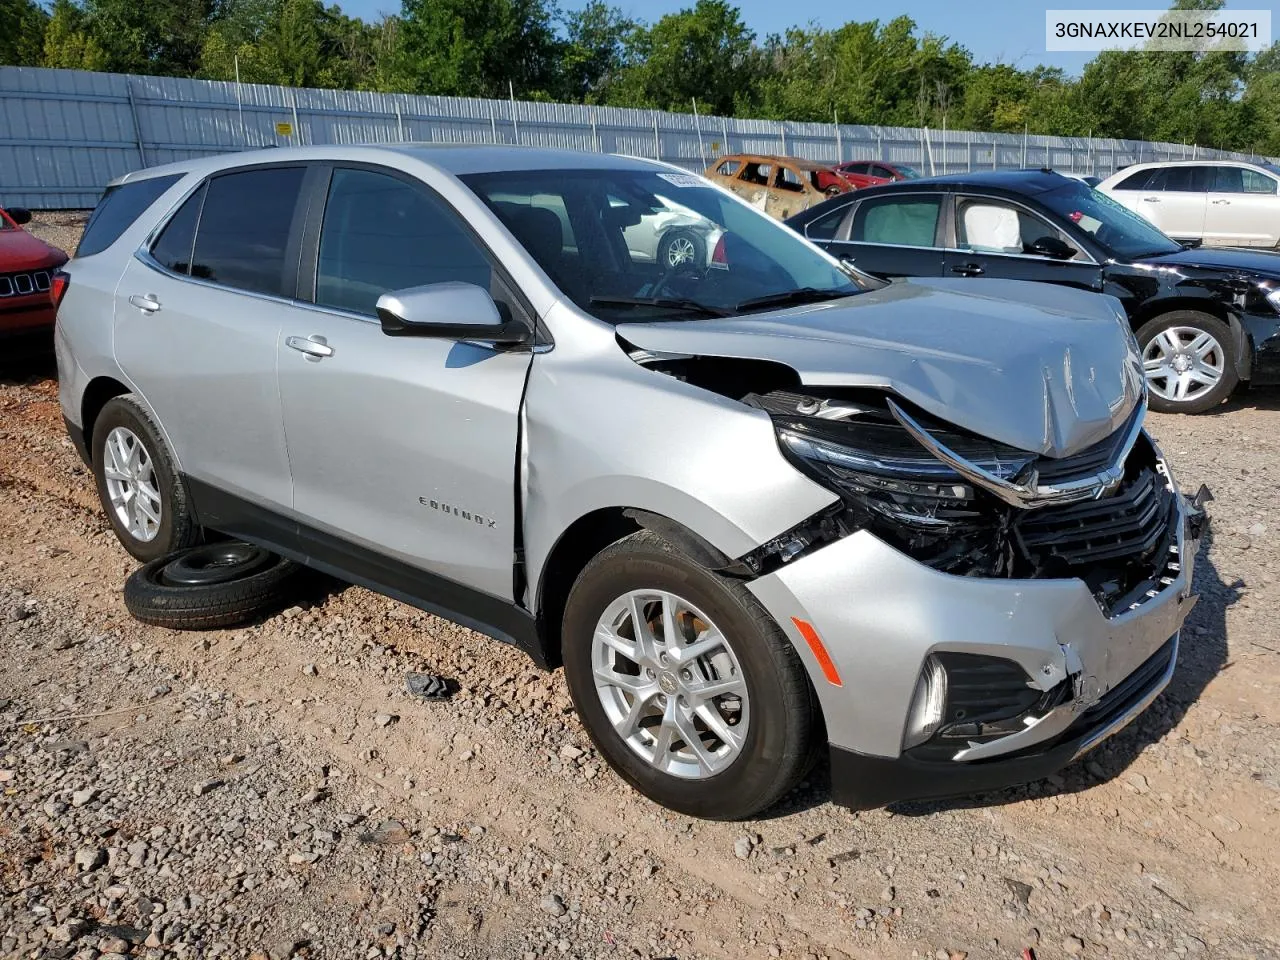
[557,1,637,104]
[396,0,560,97]
[41,0,108,70]
[1,0,49,65]
[607,0,756,116]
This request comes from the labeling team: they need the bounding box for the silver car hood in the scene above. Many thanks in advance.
[619,278,1145,457]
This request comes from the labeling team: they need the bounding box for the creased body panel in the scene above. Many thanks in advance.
[618,278,1145,457]
[523,309,838,609]
[748,511,1195,759]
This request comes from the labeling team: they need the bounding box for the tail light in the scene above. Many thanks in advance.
[710,235,729,270]
[51,270,70,310]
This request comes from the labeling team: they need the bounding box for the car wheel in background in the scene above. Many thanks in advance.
[657,229,706,270]
[1137,311,1239,414]
[91,394,201,561]
[561,531,820,820]
[123,542,300,630]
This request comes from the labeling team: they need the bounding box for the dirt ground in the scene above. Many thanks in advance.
[1,215,1278,960]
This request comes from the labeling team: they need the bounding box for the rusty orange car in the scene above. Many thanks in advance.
[704,155,854,220]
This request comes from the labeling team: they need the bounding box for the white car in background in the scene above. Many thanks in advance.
[623,196,726,269]
[1098,160,1280,248]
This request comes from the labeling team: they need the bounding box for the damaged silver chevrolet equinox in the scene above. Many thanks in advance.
[56,146,1209,819]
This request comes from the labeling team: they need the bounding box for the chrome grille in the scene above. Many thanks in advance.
[0,270,51,298]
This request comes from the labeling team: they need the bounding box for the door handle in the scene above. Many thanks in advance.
[950,263,985,277]
[128,294,161,314]
[286,335,334,361]
[1142,196,1160,203]
[1212,199,1231,205]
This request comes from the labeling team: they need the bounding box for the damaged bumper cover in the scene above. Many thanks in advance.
[747,487,1209,810]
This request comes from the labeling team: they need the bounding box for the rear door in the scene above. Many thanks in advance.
[275,164,533,601]
[823,191,947,279]
[1204,165,1280,246]
[943,194,1103,291]
[114,165,306,509]
[1139,166,1209,240]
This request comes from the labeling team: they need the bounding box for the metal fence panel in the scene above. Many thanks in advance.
[1,66,1273,209]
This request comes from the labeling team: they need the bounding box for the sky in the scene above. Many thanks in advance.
[334,0,1267,77]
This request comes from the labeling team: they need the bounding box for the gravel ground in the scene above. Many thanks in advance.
[1,214,1278,960]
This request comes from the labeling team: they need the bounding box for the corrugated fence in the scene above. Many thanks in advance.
[0,66,1273,209]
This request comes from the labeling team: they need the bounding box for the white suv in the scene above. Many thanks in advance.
[1098,160,1280,248]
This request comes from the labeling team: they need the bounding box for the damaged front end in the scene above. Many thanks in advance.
[735,386,1192,619]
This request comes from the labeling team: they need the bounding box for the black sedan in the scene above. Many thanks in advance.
[787,170,1280,413]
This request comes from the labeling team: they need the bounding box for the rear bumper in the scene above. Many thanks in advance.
[829,633,1178,809]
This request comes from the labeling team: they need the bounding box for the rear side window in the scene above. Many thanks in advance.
[149,185,205,275]
[805,204,851,241]
[851,195,942,247]
[716,159,741,176]
[1113,168,1155,191]
[191,167,305,296]
[315,168,492,317]
[77,174,182,258]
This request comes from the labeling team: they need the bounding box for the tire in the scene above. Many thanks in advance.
[123,543,299,630]
[91,394,200,561]
[824,185,843,198]
[657,229,706,270]
[561,530,819,820]
[1136,311,1239,414]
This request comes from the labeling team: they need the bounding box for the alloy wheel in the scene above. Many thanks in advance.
[591,589,748,779]
[102,426,162,542]
[1142,325,1225,403]
[665,235,698,267]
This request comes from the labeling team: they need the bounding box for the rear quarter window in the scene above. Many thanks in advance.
[77,174,183,258]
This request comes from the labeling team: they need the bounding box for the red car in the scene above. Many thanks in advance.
[1,206,69,339]
[833,161,923,187]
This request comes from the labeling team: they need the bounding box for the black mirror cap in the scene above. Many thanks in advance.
[6,207,32,226]
[1027,235,1077,260]
[376,305,532,345]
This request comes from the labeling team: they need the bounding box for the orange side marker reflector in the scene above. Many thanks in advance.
[791,617,842,687]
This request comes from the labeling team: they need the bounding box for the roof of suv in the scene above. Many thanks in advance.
[110,144,667,187]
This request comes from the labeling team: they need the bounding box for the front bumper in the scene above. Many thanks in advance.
[0,300,56,336]
[748,493,1204,809]
[1242,310,1280,386]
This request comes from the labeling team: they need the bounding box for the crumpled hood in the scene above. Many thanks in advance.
[619,277,1145,457]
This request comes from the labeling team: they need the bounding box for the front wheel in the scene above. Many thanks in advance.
[657,229,705,270]
[1137,312,1239,414]
[561,531,819,819]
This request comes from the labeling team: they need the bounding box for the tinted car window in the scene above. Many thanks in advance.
[955,198,1069,256]
[840,163,869,175]
[872,165,896,179]
[190,167,305,296]
[149,185,205,276]
[1149,166,1208,192]
[805,204,851,241]
[850,196,941,247]
[316,168,492,317]
[1243,169,1278,195]
[1212,166,1278,195]
[1113,168,1155,190]
[77,174,182,258]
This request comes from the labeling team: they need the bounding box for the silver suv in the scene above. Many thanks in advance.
[55,146,1205,819]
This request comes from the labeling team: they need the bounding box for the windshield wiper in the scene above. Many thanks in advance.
[735,287,858,312]
[589,296,733,318]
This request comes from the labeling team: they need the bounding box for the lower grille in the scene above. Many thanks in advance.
[0,270,51,298]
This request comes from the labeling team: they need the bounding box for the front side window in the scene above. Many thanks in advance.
[461,168,859,322]
[190,167,305,296]
[315,168,492,317]
[740,162,772,186]
[1039,181,1180,259]
[955,198,1067,256]
[77,174,182,258]
[850,195,942,247]
[1215,167,1279,195]
[872,165,897,180]
[150,185,205,275]
[840,163,869,175]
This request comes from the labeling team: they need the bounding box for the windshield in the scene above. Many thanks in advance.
[459,169,859,322]
[1039,181,1181,259]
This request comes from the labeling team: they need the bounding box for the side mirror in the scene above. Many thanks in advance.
[6,207,32,226]
[376,282,531,344]
[1026,235,1077,260]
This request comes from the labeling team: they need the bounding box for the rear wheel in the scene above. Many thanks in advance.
[657,229,705,270]
[1137,312,1238,414]
[91,394,200,561]
[562,531,819,819]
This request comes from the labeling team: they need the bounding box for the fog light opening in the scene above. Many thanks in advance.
[904,655,948,749]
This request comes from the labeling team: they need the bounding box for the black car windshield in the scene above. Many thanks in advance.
[1039,181,1181,259]
[459,169,859,322]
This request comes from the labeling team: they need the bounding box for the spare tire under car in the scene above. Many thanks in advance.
[123,542,300,630]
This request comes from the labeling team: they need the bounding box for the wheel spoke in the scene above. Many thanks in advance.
[1153,330,1180,358]
[1188,332,1217,360]
[1173,372,1194,399]
[594,665,647,696]
[628,594,659,664]
[670,705,715,774]
[617,690,655,739]
[685,672,745,704]
[659,592,681,648]
[596,623,636,662]
[134,495,161,526]
[672,628,725,664]
[695,702,744,753]
[648,709,676,769]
